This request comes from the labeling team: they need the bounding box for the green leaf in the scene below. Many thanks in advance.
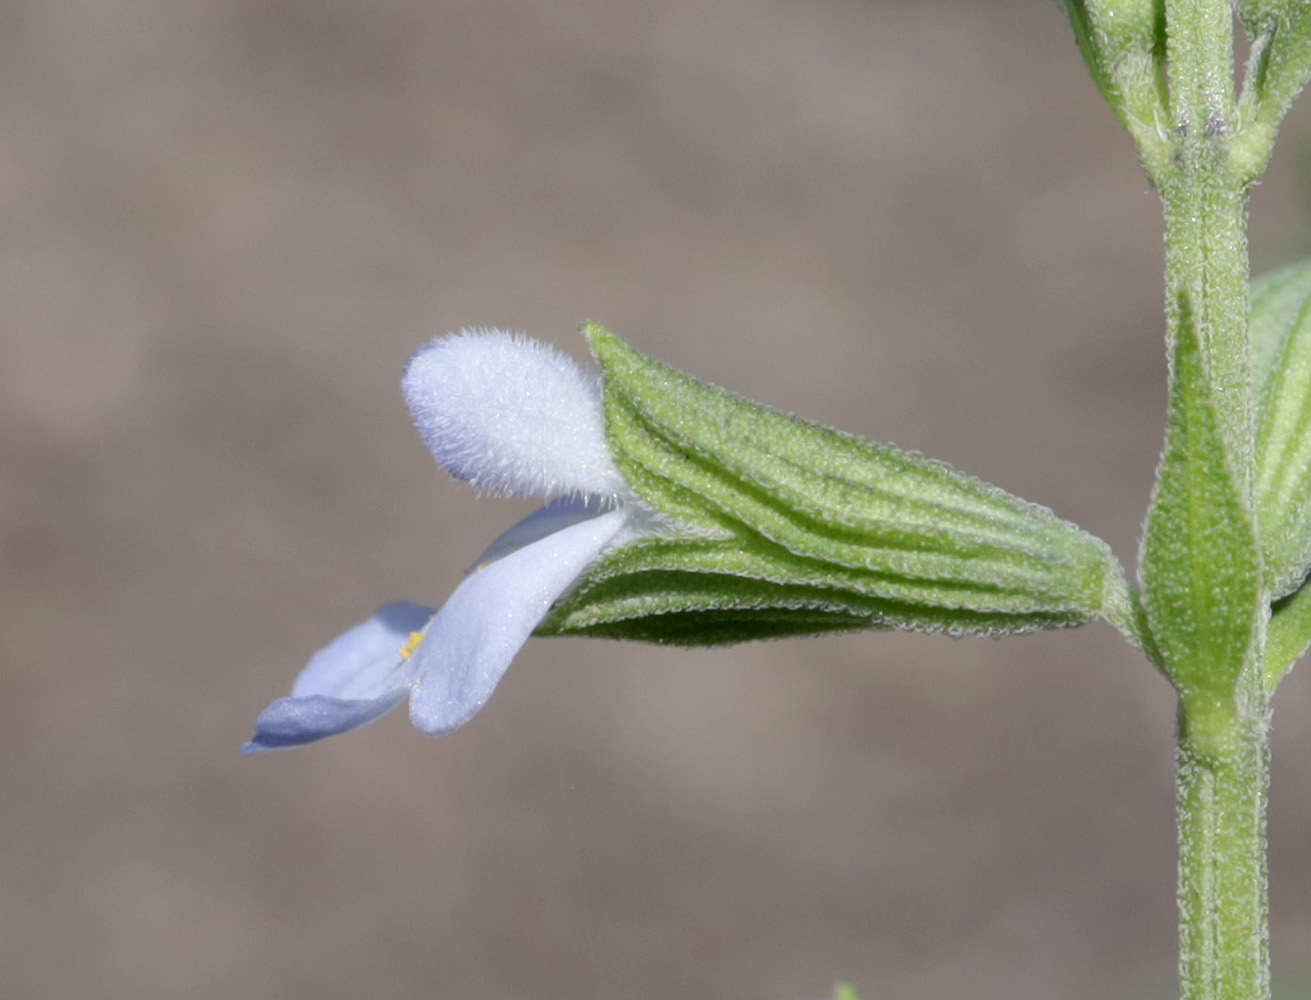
[833,984,864,1000]
[1140,295,1263,724]
[541,326,1129,645]
[1252,259,1311,597]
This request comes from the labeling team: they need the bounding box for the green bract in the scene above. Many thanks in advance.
[539,325,1128,646]
[1140,300,1264,742]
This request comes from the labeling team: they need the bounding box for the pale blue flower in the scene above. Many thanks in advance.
[243,331,649,753]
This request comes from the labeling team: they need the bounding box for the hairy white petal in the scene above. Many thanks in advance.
[402,329,624,499]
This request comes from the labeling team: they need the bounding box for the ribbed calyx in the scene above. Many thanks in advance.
[539,325,1126,646]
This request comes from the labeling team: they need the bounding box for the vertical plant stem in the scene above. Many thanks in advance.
[1160,0,1253,493]
[1159,181,1252,489]
[1158,4,1271,999]
[1176,709,1271,1000]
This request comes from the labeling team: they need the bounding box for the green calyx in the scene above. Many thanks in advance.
[1233,2,1311,183]
[1253,259,1311,598]
[539,325,1129,646]
[1252,259,1311,688]
[1058,0,1169,177]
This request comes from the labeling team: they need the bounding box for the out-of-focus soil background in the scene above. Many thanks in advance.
[5,1,1311,998]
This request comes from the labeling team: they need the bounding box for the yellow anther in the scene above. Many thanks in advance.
[399,631,424,660]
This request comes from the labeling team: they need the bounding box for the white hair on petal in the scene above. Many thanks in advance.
[402,329,625,499]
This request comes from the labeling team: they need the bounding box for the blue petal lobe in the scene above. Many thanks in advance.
[243,601,435,754]
[291,601,434,699]
[408,507,627,736]
[242,691,409,753]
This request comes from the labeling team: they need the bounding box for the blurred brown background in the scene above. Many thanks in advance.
[5,1,1311,998]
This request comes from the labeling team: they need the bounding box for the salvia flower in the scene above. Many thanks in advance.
[246,324,1130,754]
[243,330,658,753]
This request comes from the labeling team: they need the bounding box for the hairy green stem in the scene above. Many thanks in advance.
[1176,709,1271,1000]
[1157,4,1271,999]
[1160,0,1253,493]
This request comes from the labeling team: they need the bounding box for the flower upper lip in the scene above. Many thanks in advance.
[243,330,644,754]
